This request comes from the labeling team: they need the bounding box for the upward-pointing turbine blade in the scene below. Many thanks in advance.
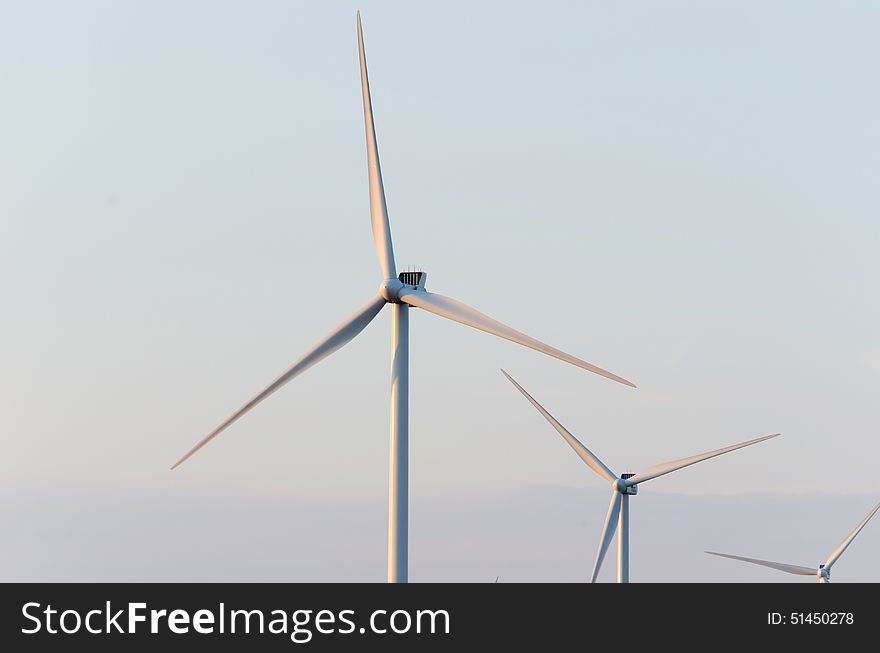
[171,294,387,470]
[624,433,780,486]
[824,500,880,569]
[705,551,816,576]
[357,12,396,280]
[501,370,615,482]
[591,492,622,583]
[398,289,635,388]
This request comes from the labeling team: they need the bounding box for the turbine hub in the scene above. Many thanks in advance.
[381,271,427,302]
[616,474,637,495]
[818,566,830,581]
[379,278,404,302]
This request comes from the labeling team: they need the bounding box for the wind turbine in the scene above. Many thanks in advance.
[171,14,635,583]
[706,501,880,583]
[501,370,779,583]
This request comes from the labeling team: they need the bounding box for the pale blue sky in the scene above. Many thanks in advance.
[2,2,878,581]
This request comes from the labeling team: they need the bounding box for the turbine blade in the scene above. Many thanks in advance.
[398,289,635,387]
[625,433,780,486]
[591,492,622,583]
[824,500,880,569]
[171,294,386,469]
[501,370,615,482]
[357,12,396,280]
[705,551,816,576]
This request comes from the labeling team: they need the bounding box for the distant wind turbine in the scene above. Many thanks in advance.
[171,13,635,583]
[707,501,880,583]
[502,370,779,583]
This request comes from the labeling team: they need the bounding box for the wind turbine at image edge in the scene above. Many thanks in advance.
[706,501,880,583]
[171,13,635,583]
[502,371,779,583]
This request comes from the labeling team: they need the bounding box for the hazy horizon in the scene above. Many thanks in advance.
[4,482,878,582]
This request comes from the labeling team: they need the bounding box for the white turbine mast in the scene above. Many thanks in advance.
[706,500,880,583]
[171,13,635,584]
[502,370,779,583]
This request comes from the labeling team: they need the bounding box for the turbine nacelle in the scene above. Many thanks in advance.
[615,474,637,495]
[380,271,427,302]
[818,565,830,582]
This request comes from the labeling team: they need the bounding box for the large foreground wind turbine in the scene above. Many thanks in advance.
[502,371,778,583]
[707,500,880,583]
[171,14,635,583]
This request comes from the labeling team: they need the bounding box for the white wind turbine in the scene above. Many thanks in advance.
[707,501,880,583]
[502,371,779,583]
[171,13,635,583]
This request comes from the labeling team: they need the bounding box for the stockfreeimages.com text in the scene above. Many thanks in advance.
[21,601,450,643]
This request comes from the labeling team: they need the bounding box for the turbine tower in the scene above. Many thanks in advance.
[171,14,635,583]
[502,370,778,583]
[707,500,880,583]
